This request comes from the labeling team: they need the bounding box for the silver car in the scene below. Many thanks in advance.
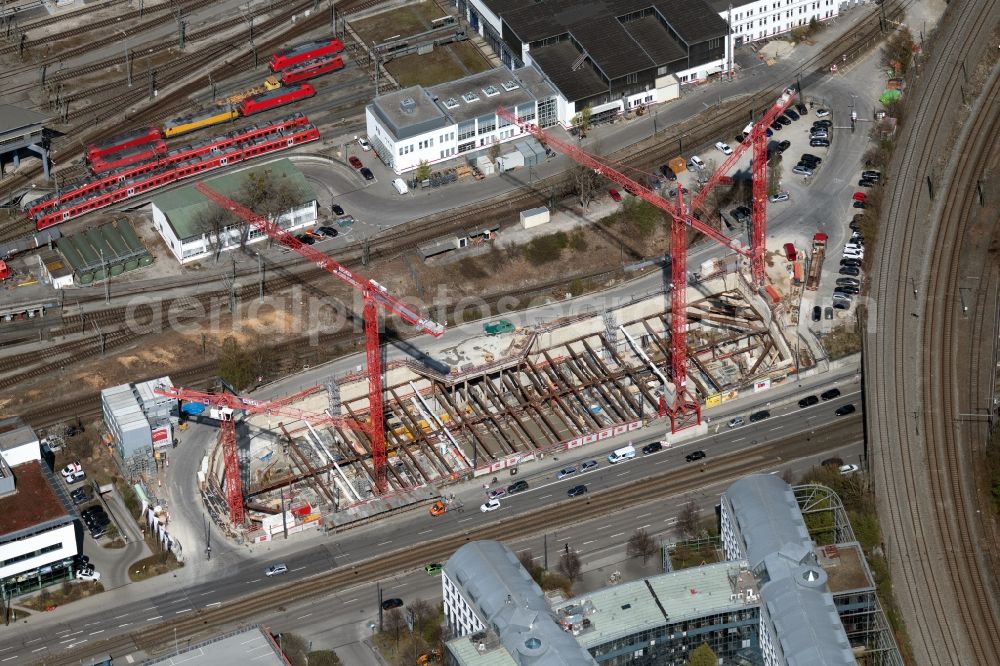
[265,563,288,577]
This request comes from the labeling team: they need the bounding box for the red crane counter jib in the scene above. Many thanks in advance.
[191,183,445,494]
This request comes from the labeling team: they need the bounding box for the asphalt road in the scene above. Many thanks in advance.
[3,387,861,663]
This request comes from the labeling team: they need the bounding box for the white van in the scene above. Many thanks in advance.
[607,443,636,464]
[392,178,408,195]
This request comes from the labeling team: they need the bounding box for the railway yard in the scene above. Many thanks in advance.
[0,0,998,664]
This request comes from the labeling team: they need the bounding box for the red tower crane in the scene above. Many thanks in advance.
[155,385,373,526]
[496,87,795,432]
[193,183,445,496]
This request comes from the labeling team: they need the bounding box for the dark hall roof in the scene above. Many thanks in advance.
[529,41,609,102]
[626,15,688,66]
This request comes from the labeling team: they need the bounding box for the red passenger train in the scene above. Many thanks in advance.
[239,83,316,116]
[269,37,344,72]
[279,55,345,84]
[85,127,162,163]
[31,115,319,230]
[89,139,168,174]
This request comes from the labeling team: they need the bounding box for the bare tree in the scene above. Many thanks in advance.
[407,598,435,634]
[276,632,310,666]
[557,550,583,583]
[627,528,658,563]
[572,164,601,209]
[677,500,701,540]
[194,206,233,262]
[488,138,502,163]
[383,608,406,648]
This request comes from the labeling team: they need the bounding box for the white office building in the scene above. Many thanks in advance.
[709,0,840,48]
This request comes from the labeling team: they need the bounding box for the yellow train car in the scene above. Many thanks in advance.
[162,105,239,138]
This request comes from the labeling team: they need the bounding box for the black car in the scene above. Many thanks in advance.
[315,226,339,237]
[89,527,108,539]
[769,121,783,131]
[795,103,808,115]
[862,170,881,181]
[852,200,867,209]
[841,258,862,267]
[331,203,345,215]
[858,178,877,187]
[777,140,791,152]
[821,388,841,401]
[567,484,588,497]
[835,404,856,416]
[507,480,529,494]
[685,450,706,462]
[849,220,862,232]
[835,286,859,296]
[71,488,89,505]
[810,139,831,148]
[381,598,404,610]
[295,234,315,245]
[801,154,823,163]
[81,506,103,518]
[825,307,834,320]
[837,278,861,287]
[734,133,746,144]
[659,164,672,177]
[776,114,792,126]
[360,167,375,181]
[642,442,663,455]
[785,109,800,121]
[813,120,833,128]
[749,410,771,423]
[812,305,821,322]
[84,512,109,527]
[72,554,90,566]
[798,395,819,408]
[839,266,861,277]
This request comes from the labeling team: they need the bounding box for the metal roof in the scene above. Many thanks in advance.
[0,104,49,136]
[527,41,609,103]
[725,473,811,570]
[141,625,286,666]
[0,416,37,453]
[445,541,597,665]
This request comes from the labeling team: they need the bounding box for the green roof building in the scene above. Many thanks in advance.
[150,158,317,264]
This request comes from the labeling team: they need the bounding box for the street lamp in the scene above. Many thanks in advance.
[118,29,132,87]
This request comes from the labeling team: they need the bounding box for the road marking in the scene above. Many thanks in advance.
[556,535,571,541]
[146,616,162,622]
[175,609,192,614]
[297,613,313,620]
[143,607,156,611]
[377,540,392,546]
[65,631,83,637]
[67,640,88,648]
[344,598,358,604]
[115,612,130,618]
[538,494,552,500]
[0,647,11,652]
[617,471,630,476]
[636,513,651,519]
[54,630,71,636]
[731,437,745,442]
[89,630,105,636]
[610,532,625,538]
[59,639,76,644]
[2,655,19,661]
[291,566,306,572]
[248,579,261,583]
[197,590,216,596]
[119,623,131,628]
[418,529,432,535]
[25,638,42,644]
[206,602,220,608]
[32,647,47,653]
[639,524,651,529]
[457,516,475,523]
[393,583,408,588]
[769,426,784,431]
[582,540,595,546]
[665,517,677,524]
[655,459,670,465]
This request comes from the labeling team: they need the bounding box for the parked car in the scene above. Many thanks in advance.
[488,488,506,500]
[689,155,705,170]
[567,484,588,497]
[841,257,862,267]
[64,469,86,484]
[837,278,861,287]
[360,167,374,181]
[685,450,706,462]
[424,563,443,576]
[795,103,808,115]
[75,569,101,582]
[839,463,860,475]
[609,188,622,202]
[331,203,345,215]
[642,442,663,455]
[71,488,89,505]
[480,499,502,512]
[507,480,529,494]
[815,108,830,117]
[61,462,82,477]
[810,139,831,148]
[777,140,791,152]
[357,137,372,151]
[769,121,783,132]
[812,305,822,322]
[382,598,404,610]
[836,286,860,296]
[852,192,867,202]
[770,192,790,203]
[728,416,745,428]
[295,234,315,245]
[812,120,833,128]
[810,130,829,140]
[315,226,339,237]
[852,200,867,209]
[862,170,882,181]
[836,404,857,416]
[749,410,771,422]
[801,153,823,163]
[776,114,792,126]
[858,178,877,187]
[798,395,819,408]
[825,307,834,320]
[715,141,733,155]
[821,388,841,400]
[556,466,577,479]
[348,156,363,169]
[580,459,599,472]
[792,165,813,176]
[265,563,288,577]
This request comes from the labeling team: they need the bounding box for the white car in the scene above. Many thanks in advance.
[357,137,372,151]
[265,563,288,577]
[769,192,789,203]
[61,462,82,476]
[838,463,859,475]
[815,108,830,118]
[75,569,101,582]
[480,499,501,513]
[688,155,705,170]
[715,141,733,155]
[64,469,86,484]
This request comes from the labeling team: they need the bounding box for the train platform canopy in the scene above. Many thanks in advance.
[0,104,51,179]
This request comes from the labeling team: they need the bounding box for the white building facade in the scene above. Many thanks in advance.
[713,0,840,47]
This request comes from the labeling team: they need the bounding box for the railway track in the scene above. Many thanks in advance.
[866,0,1000,663]
[26,416,862,665]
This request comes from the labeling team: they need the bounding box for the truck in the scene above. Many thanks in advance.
[484,319,515,336]
[805,232,828,291]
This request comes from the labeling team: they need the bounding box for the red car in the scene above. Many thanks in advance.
[852,191,866,202]
[609,188,622,202]
[349,156,363,169]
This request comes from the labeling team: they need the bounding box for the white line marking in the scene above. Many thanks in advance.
[206,602,221,608]
[556,535,571,541]
[610,532,625,538]
[596,525,612,530]
[32,647,47,653]
[665,517,677,524]
[198,590,216,596]
[731,437,745,442]
[119,623,131,628]
[146,616,162,621]
[143,606,156,611]
[297,613,313,620]
[582,540,595,545]
[89,630,105,636]
[25,638,42,644]
[458,516,474,523]
[377,540,392,546]
[639,524,651,529]
[418,529,432,535]
[65,631,83,637]
[655,459,670,465]
[115,613,130,618]
[344,598,358,604]
[617,471,630,476]
[291,566,306,572]
[248,579,261,583]
[636,513,651,519]
[175,609,192,614]
[769,426,784,431]
[538,494,552,500]
[2,655,19,661]
[394,583,408,588]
